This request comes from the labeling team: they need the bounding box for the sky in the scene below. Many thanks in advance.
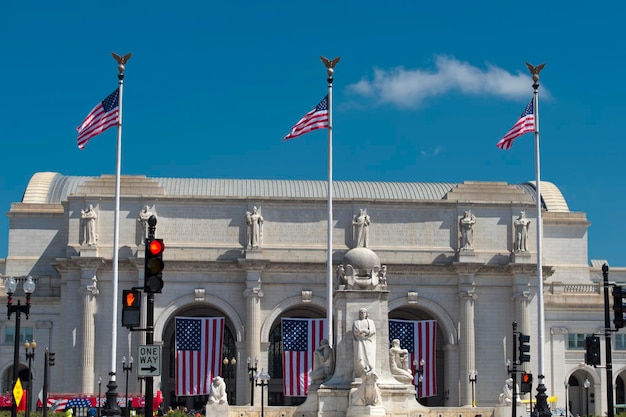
[1,2,624,267]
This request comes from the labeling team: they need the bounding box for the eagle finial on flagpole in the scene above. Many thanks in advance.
[320,56,341,78]
[112,52,132,75]
[525,62,545,86]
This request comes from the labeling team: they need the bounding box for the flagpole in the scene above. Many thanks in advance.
[527,62,550,417]
[103,52,131,417]
[320,56,340,348]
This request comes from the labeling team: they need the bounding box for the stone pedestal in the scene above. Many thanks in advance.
[457,248,475,263]
[80,245,98,257]
[494,403,526,417]
[510,251,532,263]
[205,403,228,417]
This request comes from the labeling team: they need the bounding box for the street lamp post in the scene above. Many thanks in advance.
[584,378,590,417]
[564,380,569,417]
[5,275,36,417]
[222,357,236,405]
[413,358,425,402]
[255,369,270,417]
[468,370,478,407]
[98,375,102,417]
[122,356,133,417]
[24,340,36,417]
[247,357,258,406]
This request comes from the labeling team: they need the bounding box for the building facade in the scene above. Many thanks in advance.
[1,172,625,414]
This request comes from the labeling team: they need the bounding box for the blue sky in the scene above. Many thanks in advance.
[1,2,624,267]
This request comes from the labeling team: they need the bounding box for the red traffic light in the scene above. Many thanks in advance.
[522,373,531,383]
[148,239,165,255]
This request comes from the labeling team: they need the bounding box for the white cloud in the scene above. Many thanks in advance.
[347,55,537,108]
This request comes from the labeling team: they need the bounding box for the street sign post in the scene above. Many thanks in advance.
[137,345,161,377]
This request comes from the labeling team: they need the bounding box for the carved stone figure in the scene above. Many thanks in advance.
[498,377,521,405]
[351,367,381,406]
[310,338,334,384]
[246,206,264,249]
[208,376,227,404]
[389,338,413,383]
[459,210,476,250]
[353,308,376,378]
[352,209,371,248]
[514,211,531,252]
[336,264,347,288]
[137,206,153,240]
[81,205,97,246]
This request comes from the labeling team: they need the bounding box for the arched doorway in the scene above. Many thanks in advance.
[568,371,594,417]
[161,305,237,410]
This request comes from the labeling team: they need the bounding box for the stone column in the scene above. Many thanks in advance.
[238,258,268,405]
[80,264,102,393]
[457,268,479,407]
[443,344,459,406]
[512,267,534,372]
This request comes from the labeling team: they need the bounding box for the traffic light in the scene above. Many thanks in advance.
[518,332,531,363]
[613,286,625,329]
[48,351,55,366]
[145,238,165,293]
[520,372,533,394]
[585,336,601,366]
[122,289,141,328]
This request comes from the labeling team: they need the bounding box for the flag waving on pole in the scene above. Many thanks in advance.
[389,319,437,398]
[282,96,329,140]
[281,318,327,396]
[175,316,224,397]
[496,98,535,150]
[76,89,120,149]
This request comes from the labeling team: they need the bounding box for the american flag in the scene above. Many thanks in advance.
[175,316,224,396]
[281,318,327,396]
[389,319,437,398]
[76,89,120,149]
[282,96,329,140]
[66,398,93,409]
[496,98,535,150]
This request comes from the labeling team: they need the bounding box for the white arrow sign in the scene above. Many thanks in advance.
[137,345,161,376]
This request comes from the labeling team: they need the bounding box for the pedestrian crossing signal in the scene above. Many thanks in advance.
[122,289,141,328]
[520,372,532,394]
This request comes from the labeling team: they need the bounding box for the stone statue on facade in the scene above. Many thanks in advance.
[459,209,476,250]
[137,205,153,241]
[352,209,371,248]
[498,377,521,405]
[310,338,334,384]
[514,210,531,252]
[353,308,376,378]
[208,376,227,404]
[81,204,97,246]
[389,338,413,383]
[245,206,264,249]
[351,367,382,406]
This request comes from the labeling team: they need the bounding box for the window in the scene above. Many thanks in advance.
[568,333,593,350]
[615,334,626,350]
[4,326,34,345]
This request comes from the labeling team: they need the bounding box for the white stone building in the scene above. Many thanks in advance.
[1,172,625,415]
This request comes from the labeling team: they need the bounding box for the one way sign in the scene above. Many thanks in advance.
[137,345,161,376]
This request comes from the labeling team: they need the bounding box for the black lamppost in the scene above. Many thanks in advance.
[564,380,569,417]
[24,339,36,417]
[247,357,258,406]
[468,370,478,407]
[222,357,236,405]
[98,375,102,417]
[255,369,270,417]
[5,275,36,417]
[413,358,425,402]
[122,356,133,417]
[584,378,590,417]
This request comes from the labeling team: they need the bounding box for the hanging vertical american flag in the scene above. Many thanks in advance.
[389,319,437,398]
[175,316,224,397]
[281,318,327,396]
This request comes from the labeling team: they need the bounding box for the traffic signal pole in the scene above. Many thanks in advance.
[144,216,157,417]
[603,264,614,417]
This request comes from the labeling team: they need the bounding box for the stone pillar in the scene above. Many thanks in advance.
[238,258,268,406]
[79,264,101,393]
[456,267,479,407]
[512,267,534,372]
[443,344,459,406]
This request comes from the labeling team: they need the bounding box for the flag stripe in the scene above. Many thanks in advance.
[76,89,120,149]
[283,96,329,140]
[389,319,437,398]
[496,98,535,150]
[175,317,224,397]
[282,318,326,396]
